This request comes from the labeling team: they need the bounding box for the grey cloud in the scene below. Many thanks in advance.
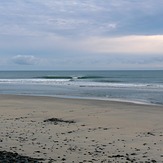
[1,0,163,38]
[12,55,39,65]
[0,0,116,37]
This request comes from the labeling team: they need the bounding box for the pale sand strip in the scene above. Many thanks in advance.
[0,95,163,162]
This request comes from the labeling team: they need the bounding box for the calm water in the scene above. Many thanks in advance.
[0,70,163,105]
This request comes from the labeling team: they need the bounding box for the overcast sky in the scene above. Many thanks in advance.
[0,0,163,70]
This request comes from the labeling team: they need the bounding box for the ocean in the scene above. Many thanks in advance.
[0,70,163,105]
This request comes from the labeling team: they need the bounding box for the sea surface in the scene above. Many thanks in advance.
[0,70,163,105]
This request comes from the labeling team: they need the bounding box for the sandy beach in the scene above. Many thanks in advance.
[0,95,163,162]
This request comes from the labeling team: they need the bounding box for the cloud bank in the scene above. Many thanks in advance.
[12,55,40,65]
[0,0,163,70]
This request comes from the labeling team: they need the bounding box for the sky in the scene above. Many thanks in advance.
[0,0,163,70]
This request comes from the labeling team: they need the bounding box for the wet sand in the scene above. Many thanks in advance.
[0,95,163,162]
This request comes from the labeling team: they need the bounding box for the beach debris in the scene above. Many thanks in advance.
[0,150,44,163]
[43,118,75,125]
[147,132,155,136]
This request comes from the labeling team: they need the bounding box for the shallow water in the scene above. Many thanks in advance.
[0,70,163,105]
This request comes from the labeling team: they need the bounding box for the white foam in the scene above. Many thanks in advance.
[0,79,163,90]
[0,79,71,85]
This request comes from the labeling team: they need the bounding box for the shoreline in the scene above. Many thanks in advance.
[0,94,163,162]
[0,93,161,106]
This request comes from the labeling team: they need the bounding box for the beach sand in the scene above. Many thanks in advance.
[0,95,163,162]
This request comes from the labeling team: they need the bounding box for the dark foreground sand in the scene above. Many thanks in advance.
[0,95,163,162]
